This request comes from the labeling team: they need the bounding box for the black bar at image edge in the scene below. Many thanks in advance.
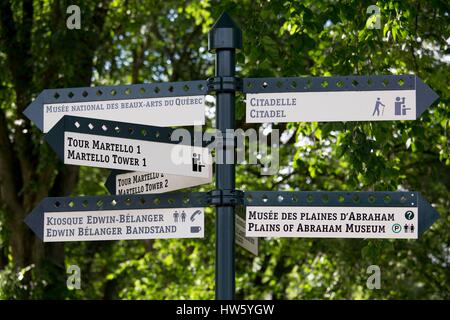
[1,300,447,318]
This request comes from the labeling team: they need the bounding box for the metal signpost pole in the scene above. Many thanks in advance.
[208,13,242,300]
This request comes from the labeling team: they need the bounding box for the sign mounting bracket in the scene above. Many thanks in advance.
[207,189,244,206]
[207,76,243,93]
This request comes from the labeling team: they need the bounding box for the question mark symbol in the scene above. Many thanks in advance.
[405,210,414,220]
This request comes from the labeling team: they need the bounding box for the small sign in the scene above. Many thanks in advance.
[236,214,258,256]
[42,207,204,242]
[246,206,418,239]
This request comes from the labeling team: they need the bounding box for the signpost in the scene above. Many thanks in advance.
[244,75,438,123]
[244,192,439,239]
[105,170,212,195]
[45,115,212,178]
[24,193,208,242]
[23,12,441,301]
[208,12,242,300]
[24,80,208,132]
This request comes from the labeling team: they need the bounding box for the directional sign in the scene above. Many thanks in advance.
[24,80,208,132]
[105,170,212,195]
[24,192,209,242]
[244,75,438,123]
[244,191,439,239]
[45,115,212,179]
[236,206,258,256]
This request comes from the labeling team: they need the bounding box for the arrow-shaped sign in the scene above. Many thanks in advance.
[45,115,212,178]
[244,75,438,123]
[105,170,212,195]
[24,80,208,132]
[244,191,439,239]
[24,192,208,242]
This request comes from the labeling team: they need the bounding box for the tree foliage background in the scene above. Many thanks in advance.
[0,0,448,299]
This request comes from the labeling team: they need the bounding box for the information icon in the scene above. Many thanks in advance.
[405,210,414,220]
[392,223,402,233]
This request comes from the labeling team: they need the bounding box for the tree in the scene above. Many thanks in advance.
[0,0,110,298]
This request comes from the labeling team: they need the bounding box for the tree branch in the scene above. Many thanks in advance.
[0,110,23,216]
[0,0,28,216]
[48,165,79,197]
[37,0,111,202]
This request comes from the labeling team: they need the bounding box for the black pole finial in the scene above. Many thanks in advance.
[208,12,242,51]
